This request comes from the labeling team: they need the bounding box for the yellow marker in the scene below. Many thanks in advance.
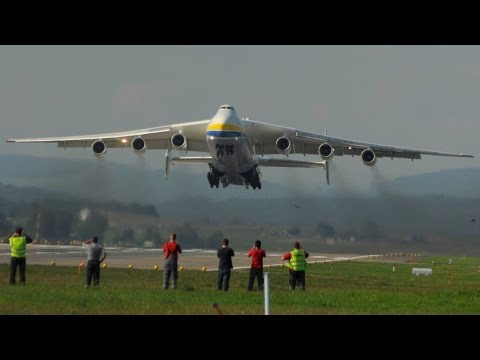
[201,266,206,271]
[50,260,56,266]
[180,266,184,271]
[153,264,159,270]
[128,264,133,269]
[102,262,107,269]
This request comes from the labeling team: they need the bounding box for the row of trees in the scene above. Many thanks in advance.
[0,204,227,249]
[287,221,383,241]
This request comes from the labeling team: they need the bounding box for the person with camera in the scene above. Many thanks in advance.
[247,240,266,291]
[281,241,309,291]
[162,233,182,289]
[217,238,235,291]
[9,226,33,285]
[83,235,107,288]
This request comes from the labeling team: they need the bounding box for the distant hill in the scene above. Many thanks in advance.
[0,154,292,202]
[1,155,479,201]
[390,168,480,197]
[3,156,480,254]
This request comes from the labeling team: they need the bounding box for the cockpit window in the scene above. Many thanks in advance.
[220,105,234,110]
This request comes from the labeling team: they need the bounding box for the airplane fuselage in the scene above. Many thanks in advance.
[205,105,260,188]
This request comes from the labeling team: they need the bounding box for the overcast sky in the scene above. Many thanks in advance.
[0,46,478,193]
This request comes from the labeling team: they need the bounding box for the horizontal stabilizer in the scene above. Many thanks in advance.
[171,156,213,164]
[255,156,329,185]
[255,156,326,168]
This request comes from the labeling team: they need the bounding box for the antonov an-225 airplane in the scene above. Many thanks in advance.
[6,105,474,189]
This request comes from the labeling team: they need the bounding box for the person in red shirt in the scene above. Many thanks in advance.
[247,240,266,291]
[162,233,182,289]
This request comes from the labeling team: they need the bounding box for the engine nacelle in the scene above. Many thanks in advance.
[361,148,377,166]
[92,140,107,158]
[318,142,334,160]
[131,137,147,154]
[171,133,187,151]
[276,137,292,155]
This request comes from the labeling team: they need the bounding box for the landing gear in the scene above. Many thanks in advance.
[207,172,219,188]
[207,165,223,188]
[241,165,262,190]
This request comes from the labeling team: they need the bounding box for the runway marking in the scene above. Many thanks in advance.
[205,255,380,272]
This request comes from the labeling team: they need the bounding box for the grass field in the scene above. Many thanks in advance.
[1,256,480,314]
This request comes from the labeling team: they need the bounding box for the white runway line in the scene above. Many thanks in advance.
[205,255,380,271]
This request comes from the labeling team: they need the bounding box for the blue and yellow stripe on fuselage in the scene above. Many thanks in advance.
[206,123,245,138]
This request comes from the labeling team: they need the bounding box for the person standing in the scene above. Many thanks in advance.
[83,236,107,288]
[9,226,33,285]
[217,238,234,291]
[162,233,182,289]
[247,240,266,291]
[281,241,309,291]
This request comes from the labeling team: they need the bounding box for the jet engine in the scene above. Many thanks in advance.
[171,133,187,151]
[318,143,334,160]
[131,137,147,154]
[276,137,292,155]
[92,140,107,158]
[361,148,377,166]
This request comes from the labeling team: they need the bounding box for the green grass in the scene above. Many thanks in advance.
[2,257,480,314]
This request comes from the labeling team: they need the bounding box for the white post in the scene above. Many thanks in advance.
[264,272,270,315]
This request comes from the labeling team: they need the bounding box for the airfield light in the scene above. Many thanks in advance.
[50,260,56,266]
[180,266,184,271]
[201,266,207,271]
[128,264,133,269]
[102,262,107,269]
[153,264,159,270]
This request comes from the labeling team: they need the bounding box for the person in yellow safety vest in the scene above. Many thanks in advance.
[281,241,309,291]
[9,226,33,285]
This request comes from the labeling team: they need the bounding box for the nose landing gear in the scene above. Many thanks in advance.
[207,165,224,188]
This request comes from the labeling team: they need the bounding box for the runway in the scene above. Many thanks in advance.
[0,244,383,270]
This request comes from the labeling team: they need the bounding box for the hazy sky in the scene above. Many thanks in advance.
[1,46,478,193]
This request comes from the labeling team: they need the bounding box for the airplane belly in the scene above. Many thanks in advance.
[206,136,254,185]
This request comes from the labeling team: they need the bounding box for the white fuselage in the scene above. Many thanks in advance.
[205,106,256,186]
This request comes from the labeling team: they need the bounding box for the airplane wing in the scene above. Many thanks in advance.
[6,119,211,152]
[243,119,474,160]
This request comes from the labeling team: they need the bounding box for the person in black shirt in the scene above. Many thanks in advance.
[217,238,234,291]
